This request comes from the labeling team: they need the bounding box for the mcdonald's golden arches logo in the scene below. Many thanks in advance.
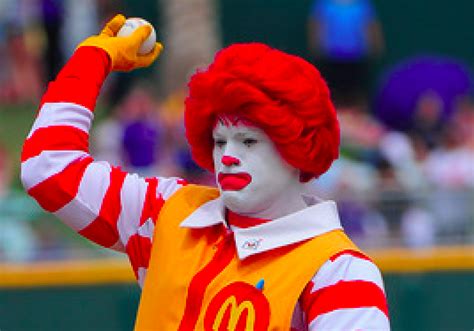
[204,281,270,331]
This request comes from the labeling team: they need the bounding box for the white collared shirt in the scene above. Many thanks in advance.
[180,195,343,259]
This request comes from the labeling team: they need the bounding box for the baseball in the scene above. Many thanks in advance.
[117,17,156,55]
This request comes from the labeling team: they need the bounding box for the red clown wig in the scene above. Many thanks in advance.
[185,43,339,181]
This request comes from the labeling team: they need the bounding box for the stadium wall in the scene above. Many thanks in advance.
[1,246,473,330]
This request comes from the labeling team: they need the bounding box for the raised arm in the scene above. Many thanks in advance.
[20,15,186,284]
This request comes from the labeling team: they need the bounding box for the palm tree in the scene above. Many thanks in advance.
[158,0,221,95]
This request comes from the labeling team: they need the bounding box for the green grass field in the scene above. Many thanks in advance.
[0,104,36,150]
[0,103,108,189]
[0,103,37,189]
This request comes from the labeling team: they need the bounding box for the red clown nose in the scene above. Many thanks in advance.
[221,155,240,166]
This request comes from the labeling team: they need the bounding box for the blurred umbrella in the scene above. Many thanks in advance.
[374,56,473,131]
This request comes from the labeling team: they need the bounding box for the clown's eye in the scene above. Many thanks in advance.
[215,139,226,148]
[243,138,257,147]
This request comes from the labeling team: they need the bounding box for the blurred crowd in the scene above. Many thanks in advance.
[0,0,473,262]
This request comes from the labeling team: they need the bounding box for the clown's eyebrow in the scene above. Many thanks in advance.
[234,132,257,138]
[212,130,255,139]
[212,131,224,139]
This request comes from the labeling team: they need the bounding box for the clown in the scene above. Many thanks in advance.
[21,15,390,330]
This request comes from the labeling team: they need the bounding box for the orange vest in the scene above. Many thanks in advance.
[135,185,359,330]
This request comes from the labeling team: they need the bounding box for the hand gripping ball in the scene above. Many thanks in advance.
[117,17,157,55]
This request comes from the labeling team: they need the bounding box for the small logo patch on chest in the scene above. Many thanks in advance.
[242,238,263,250]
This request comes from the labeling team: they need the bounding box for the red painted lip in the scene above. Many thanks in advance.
[218,172,252,191]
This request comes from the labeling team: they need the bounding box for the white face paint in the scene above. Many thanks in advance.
[212,119,307,219]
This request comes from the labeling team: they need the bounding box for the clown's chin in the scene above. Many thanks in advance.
[219,188,256,215]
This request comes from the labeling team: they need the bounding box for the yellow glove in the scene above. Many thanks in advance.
[78,14,163,72]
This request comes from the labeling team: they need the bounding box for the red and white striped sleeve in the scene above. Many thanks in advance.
[20,46,186,284]
[301,250,390,330]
